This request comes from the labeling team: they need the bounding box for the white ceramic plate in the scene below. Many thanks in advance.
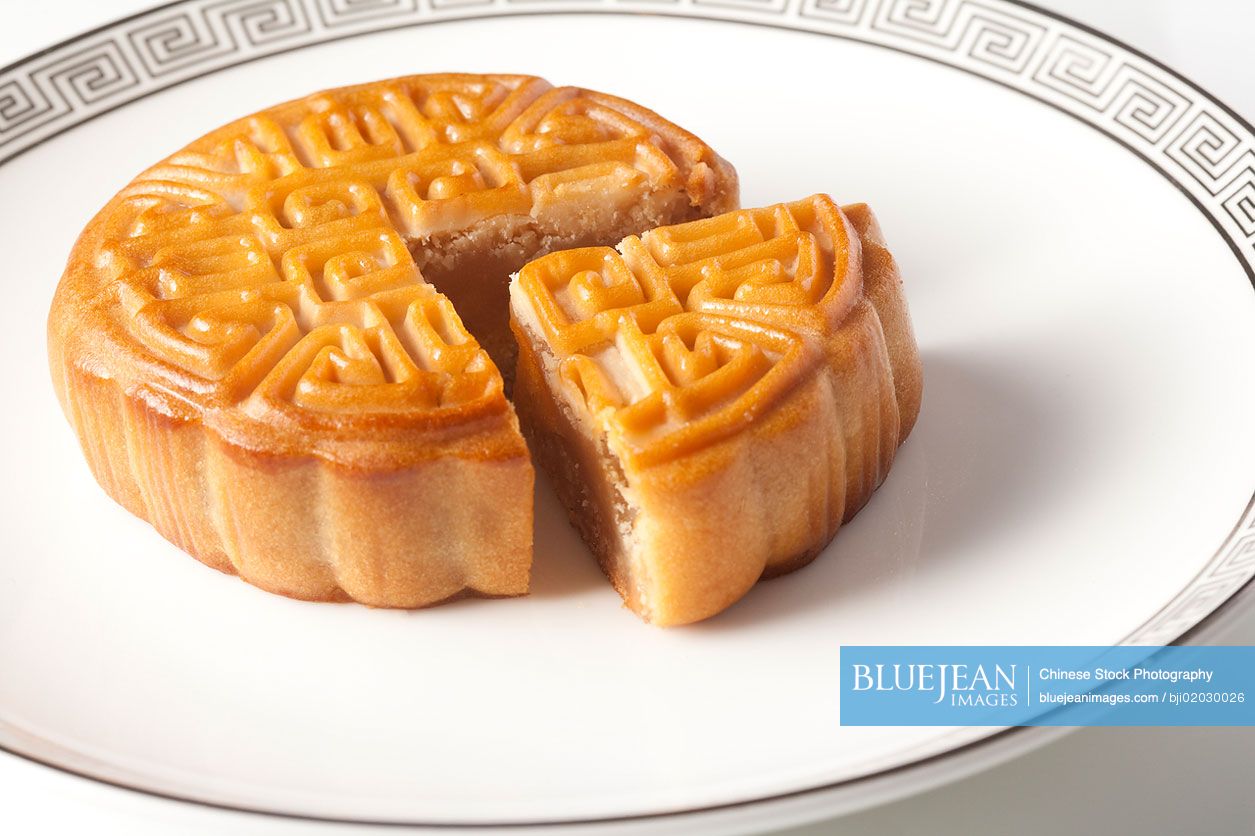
[1,0,1253,831]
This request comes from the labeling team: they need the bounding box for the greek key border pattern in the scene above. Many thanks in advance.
[1,0,1252,645]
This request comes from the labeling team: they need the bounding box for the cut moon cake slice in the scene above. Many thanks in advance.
[509,195,922,625]
[47,73,737,607]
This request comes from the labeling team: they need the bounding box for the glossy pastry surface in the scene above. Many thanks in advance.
[48,73,738,607]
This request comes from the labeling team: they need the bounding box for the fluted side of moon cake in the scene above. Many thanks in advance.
[47,73,738,607]
[509,195,922,625]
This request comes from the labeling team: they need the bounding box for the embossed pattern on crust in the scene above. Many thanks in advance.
[91,74,730,436]
[516,195,856,467]
[511,196,922,625]
[48,73,737,607]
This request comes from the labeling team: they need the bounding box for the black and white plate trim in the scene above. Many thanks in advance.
[1,0,1253,826]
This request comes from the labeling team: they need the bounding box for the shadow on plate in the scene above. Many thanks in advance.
[690,348,1079,631]
[526,468,611,599]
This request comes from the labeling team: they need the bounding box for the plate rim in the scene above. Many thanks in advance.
[2,0,1254,828]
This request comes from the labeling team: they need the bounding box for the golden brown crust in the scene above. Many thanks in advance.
[48,73,737,607]
[511,196,922,625]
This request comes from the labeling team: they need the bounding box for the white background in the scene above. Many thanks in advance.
[1,1,1253,834]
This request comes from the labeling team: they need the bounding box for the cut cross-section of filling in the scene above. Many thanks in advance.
[47,73,737,608]
[509,195,922,625]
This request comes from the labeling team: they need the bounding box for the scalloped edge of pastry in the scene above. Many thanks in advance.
[47,74,740,610]
[507,200,922,625]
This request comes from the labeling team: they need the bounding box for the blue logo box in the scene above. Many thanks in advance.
[839,646,1255,726]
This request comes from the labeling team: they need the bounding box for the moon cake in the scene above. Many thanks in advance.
[510,195,922,625]
[47,73,737,607]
